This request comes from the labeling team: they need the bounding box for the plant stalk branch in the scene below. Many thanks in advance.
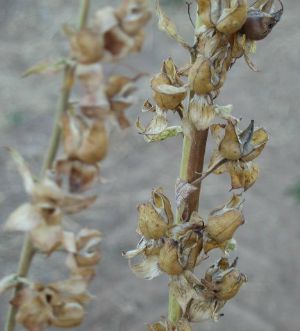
[4,1,91,330]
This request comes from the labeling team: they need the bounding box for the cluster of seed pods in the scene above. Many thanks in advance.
[126,0,283,330]
[0,1,151,330]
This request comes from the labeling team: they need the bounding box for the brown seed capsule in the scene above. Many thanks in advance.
[214,268,247,300]
[69,28,104,64]
[158,240,184,275]
[219,121,242,160]
[216,0,248,35]
[240,0,283,40]
[137,203,168,240]
[151,73,186,110]
[206,209,244,243]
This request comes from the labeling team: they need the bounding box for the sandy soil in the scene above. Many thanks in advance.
[0,1,300,330]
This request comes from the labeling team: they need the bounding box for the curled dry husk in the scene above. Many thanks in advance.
[169,258,246,323]
[64,25,104,64]
[65,228,102,281]
[201,120,268,190]
[61,110,108,164]
[151,58,187,111]
[124,188,204,279]
[4,149,96,253]
[188,29,231,95]
[92,0,151,60]
[10,277,92,331]
[198,0,248,35]
[206,194,244,243]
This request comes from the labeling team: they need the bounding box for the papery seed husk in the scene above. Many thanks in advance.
[207,209,244,243]
[51,302,85,328]
[137,203,168,239]
[55,159,99,193]
[219,121,242,160]
[214,269,247,300]
[189,95,215,131]
[77,119,108,164]
[188,55,214,95]
[187,298,225,322]
[158,240,184,275]
[70,28,104,64]
[151,73,186,110]
[216,0,248,35]
[198,0,215,28]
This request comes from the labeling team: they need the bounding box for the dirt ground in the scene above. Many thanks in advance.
[0,0,300,330]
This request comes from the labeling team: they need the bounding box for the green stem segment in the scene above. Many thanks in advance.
[4,1,90,330]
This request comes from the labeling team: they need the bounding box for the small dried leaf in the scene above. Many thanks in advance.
[156,1,190,49]
[23,58,66,77]
[4,203,42,232]
[7,147,35,194]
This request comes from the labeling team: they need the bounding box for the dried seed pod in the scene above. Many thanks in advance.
[158,240,184,275]
[67,28,104,64]
[137,203,168,239]
[115,0,152,36]
[188,55,226,95]
[219,121,242,160]
[214,268,247,300]
[206,209,244,243]
[151,73,186,110]
[216,0,248,35]
[240,0,283,40]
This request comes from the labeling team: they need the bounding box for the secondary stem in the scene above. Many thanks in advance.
[4,1,90,330]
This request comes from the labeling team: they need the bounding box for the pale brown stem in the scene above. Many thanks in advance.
[4,1,90,330]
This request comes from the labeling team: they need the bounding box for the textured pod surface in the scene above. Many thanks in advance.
[207,209,244,243]
[158,240,184,275]
[137,203,168,239]
[216,0,248,34]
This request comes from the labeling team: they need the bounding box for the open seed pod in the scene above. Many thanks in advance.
[202,258,247,301]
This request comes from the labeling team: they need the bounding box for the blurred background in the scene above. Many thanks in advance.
[0,0,300,330]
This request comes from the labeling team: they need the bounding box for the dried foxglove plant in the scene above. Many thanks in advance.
[1,0,150,330]
[124,0,282,329]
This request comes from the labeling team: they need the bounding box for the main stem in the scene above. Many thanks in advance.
[4,1,90,330]
[168,10,207,324]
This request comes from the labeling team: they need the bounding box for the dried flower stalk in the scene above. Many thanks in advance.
[125,0,283,329]
[2,0,150,330]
